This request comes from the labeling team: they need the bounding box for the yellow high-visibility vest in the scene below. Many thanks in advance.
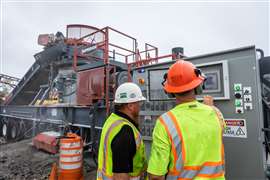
[97,113,147,180]
[148,101,225,180]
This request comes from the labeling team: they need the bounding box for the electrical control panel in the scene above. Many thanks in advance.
[138,101,176,139]
[196,60,230,100]
[140,60,230,102]
[233,83,253,113]
[133,60,231,139]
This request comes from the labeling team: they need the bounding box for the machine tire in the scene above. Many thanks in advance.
[0,119,3,137]
[10,120,19,140]
[17,120,26,140]
[1,120,11,140]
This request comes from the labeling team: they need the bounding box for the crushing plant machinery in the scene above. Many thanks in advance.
[1,24,270,179]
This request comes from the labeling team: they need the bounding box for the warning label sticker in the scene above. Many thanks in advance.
[223,119,247,138]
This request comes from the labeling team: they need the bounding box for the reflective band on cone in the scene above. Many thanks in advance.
[61,142,81,149]
[60,156,82,163]
[60,162,82,170]
[58,133,83,180]
[60,149,82,155]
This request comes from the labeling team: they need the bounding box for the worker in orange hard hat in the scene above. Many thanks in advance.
[147,60,226,180]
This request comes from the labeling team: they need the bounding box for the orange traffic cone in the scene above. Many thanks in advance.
[58,133,83,180]
[49,163,58,180]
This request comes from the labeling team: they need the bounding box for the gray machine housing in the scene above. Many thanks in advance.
[133,46,268,179]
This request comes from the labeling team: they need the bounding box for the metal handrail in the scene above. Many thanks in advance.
[67,24,165,115]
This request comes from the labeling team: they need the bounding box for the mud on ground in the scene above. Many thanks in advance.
[0,139,97,180]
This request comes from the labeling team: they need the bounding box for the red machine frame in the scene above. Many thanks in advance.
[65,24,174,114]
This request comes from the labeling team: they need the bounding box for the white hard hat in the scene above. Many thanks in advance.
[114,82,146,104]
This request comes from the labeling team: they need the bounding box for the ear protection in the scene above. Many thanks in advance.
[195,84,204,95]
[194,68,206,95]
[161,73,175,98]
[161,68,206,96]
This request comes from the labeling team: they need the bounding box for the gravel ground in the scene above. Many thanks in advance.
[0,138,97,180]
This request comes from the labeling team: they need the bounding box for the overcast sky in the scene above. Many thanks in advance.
[1,1,269,78]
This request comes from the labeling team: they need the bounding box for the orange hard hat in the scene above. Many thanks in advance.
[164,60,205,93]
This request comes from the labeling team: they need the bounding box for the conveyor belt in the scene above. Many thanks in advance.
[5,42,66,105]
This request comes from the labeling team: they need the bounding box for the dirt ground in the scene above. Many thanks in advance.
[0,138,97,180]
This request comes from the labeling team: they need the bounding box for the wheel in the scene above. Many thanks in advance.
[0,119,3,137]
[17,120,26,140]
[10,120,19,140]
[1,120,10,140]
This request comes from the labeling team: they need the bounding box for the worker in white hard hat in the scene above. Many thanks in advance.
[97,82,148,180]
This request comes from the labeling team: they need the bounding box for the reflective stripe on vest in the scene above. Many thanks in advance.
[160,112,184,172]
[102,120,124,173]
[160,111,224,179]
[211,106,226,132]
[97,170,112,180]
[167,164,224,179]
[100,119,143,180]
[135,131,142,149]
[211,106,226,167]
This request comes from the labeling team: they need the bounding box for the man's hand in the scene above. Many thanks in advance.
[203,95,214,106]
[113,173,130,180]
[203,95,226,132]
[149,174,165,180]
